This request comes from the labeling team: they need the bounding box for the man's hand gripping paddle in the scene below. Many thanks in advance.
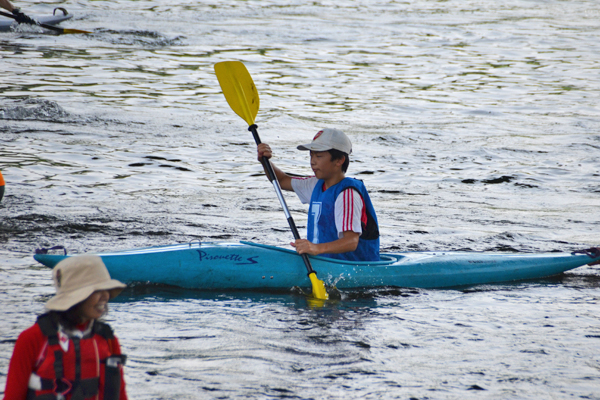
[214,61,329,301]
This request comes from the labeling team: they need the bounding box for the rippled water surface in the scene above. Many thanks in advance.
[1,0,600,399]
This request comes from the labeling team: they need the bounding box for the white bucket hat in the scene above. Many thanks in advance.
[297,128,352,154]
[45,255,126,311]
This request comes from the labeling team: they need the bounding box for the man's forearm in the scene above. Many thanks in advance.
[315,233,359,255]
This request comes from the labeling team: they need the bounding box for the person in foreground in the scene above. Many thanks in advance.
[0,0,38,25]
[3,255,128,400]
[257,128,380,262]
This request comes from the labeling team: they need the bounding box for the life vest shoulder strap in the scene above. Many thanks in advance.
[36,314,59,345]
[36,313,116,340]
[93,320,115,340]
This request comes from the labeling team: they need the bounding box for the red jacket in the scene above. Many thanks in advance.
[3,316,127,400]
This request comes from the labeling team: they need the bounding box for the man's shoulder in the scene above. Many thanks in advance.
[13,322,45,353]
[336,177,368,192]
[291,176,319,204]
[292,176,318,182]
[291,176,318,189]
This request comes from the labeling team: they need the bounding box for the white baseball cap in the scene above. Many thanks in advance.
[297,128,352,154]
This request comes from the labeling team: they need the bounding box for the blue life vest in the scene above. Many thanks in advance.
[307,178,380,261]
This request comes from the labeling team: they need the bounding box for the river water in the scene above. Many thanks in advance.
[1,0,600,398]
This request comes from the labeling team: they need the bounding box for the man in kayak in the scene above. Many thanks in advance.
[257,128,380,262]
[0,0,38,25]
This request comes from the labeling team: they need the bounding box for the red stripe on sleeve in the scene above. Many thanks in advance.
[343,189,354,231]
[343,189,347,230]
[349,189,354,230]
[343,189,348,231]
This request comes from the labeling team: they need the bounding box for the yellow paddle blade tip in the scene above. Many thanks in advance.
[306,297,327,309]
[62,29,92,34]
[308,272,329,300]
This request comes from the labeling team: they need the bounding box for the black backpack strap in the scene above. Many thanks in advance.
[93,321,115,340]
[102,355,126,400]
[94,320,125,400]
[34,375,99,400]
[27,394,56,400]
[360,210,380,240]
[36,313,60,346]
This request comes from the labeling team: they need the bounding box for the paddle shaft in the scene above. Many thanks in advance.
[249,124,317,276]
[214,61,327,298]
[0,10,87,34]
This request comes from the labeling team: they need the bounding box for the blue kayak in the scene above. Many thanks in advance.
[0,10,72,32]
[33,241,600,290]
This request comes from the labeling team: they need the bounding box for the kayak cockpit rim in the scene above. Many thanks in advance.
[239,241,405,265]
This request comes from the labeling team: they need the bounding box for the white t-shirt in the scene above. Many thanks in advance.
[291,177,365,239]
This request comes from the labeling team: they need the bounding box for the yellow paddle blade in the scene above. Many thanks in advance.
[61,28,92,34]
[306,297,327,309]
[214,61,259,126]
[308,272,329,300]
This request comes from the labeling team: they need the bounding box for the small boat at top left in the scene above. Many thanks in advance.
[0,8,72,32]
